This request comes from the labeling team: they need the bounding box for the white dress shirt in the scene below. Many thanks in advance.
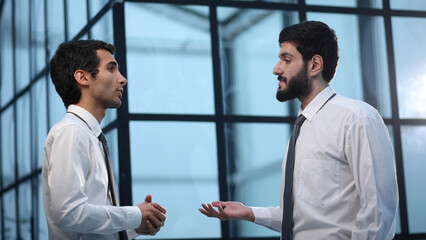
[42,105,141,240]
[252,86,398,240]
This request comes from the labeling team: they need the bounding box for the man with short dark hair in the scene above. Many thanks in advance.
[43,40,166,240]
[199,21,398,240]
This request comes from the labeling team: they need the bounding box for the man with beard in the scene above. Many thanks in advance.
[42,40,166,240]
[199,21,398,240]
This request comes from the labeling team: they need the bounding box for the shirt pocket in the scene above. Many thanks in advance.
[296,159,340,207]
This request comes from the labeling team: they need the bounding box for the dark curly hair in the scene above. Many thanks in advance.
[49,40,115,107]
[279,21,339,83]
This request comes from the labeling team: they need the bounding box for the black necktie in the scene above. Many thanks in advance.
[98,133,129,240]
[282,114,306,240]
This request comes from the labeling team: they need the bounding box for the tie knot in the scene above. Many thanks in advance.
[98,132,107,144]
[295,114,306,126]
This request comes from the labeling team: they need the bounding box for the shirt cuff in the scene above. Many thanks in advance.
[124,206,143,229]
[126,229,139,240]
[251,207,273,226]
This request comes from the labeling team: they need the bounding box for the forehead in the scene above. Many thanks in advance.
[96,49,115,65]
[279,41,301,58]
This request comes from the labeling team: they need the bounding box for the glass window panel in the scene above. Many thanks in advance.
[89,0,109,19]
[218,8,299,116]
[31,0,47,77]
[3,190,17,240]
[90,10,113,45]
[105,129,120,195]
[306,13,392,117]
[229,123,290,237]
[1,0,14,107]
[48,75,66,129]
[390,0,426,10]
[66,0,88,40]
[32,78,48,169]
[125,2,214,114]
[15,0,31,93]
[1,107,15,188]
[38,175,48,239]
[47,0,65,59]
[401,125,426,233]
[306,0,382,8]
[19,181,32,239]
[17,94,31,178]
[233,0,296,3]
[392,17,426,119]
[129,121,220,239]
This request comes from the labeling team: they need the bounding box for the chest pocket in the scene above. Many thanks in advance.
[296,159,340,207]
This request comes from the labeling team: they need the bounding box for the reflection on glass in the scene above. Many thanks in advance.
[306,0,382,8]
[307,13,391,117]
[32,78,48,168]
[19,181,32,239]
[392,17,426,119]
[401,125,426,233]
[390,0,426,10]
[4,190,17,240]
[1,0,13,107]
[66,0,87,40]
[218,7,299,116]
[31,0,46,77]
[125,2,214,114]
[90,10,113,45]
[15,0,30,93]
[89,0,109,19]
[1,107,15,188]
[228,123,290,237]
[129,121,220,238]
[47,0,65,60]
[17,94,31,178]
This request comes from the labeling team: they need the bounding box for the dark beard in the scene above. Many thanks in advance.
[276,63,312,102]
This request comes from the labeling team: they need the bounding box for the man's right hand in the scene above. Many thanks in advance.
[199,201,255,222]
[135,195,167,235]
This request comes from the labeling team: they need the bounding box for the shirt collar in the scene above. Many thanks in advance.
[298,85,336,122]
[67,104,102,137]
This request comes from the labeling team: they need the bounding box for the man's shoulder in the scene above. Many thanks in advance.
[46,114,91,141]
[331,95,380,119]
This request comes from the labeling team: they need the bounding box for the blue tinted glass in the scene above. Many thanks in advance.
[401,125,426,233]
[390,0,426,10]
[1,0,14,107]
[38,175,48,239]
[1,107,15,188]
[129,121,220,238]
[19,181,32,239]
[47,0,65,59]
[90,10,113,44]
[31,0,46,77]
[17,94,31,177]
[125,2,214,114]
[307,13,391,117]
[32,78,48,168]
[392,17,426,119]
[66,0,87,40]
[89,0,109,19]
[306,0,382,8]
[15,0,30,92]
[218,7,299,116]
[229,122,290,237]
[3,190,17,240]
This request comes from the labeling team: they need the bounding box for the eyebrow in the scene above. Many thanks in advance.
[105,61,118,69]
[279,52,294,58]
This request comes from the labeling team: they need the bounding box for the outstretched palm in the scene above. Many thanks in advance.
[199,201,254,221]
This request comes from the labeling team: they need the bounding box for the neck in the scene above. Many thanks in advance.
[75,101,105,124]
[299,79,328,109]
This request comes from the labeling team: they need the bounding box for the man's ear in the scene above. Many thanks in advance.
[74,70,90,87]
[309,54,323,78]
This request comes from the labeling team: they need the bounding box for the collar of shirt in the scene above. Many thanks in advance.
[67,104,102,138]
[298,85,336,122]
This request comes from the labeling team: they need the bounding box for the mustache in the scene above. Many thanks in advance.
[277,76,287,84]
